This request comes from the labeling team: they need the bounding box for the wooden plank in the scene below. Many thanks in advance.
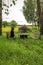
[19,33,29,35]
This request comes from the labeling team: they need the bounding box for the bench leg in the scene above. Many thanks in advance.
[25,35,28,38]
[20,35,28,39]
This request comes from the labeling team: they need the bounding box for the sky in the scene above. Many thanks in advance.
[2,0,31,25]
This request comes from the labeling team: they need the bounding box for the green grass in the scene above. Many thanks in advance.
[0,26,43,65]
[0,34,43,65]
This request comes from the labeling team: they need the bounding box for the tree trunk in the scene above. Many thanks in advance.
[40,12,43,35]
[37,0,43,35]
[0,0,2,35]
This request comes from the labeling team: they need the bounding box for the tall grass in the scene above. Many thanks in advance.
[0,34,43,65]
[0,26,43,65]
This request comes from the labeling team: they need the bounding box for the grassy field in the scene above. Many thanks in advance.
[0,26,43,65]
[2,26,34,33]
[2,26,39,37]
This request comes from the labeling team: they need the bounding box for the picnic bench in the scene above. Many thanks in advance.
[18,26,30,39]
[19,33,29,39]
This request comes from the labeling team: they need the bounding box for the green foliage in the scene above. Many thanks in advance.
[12,0,15,5]
[3,3,9,8]
[2,21,9,27]
[23,0,35,22]
[23,0,38,23]
[10,20,17,27]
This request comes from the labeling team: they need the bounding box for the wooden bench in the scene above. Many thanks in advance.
[19,33,29,39]
[33,32,40,39]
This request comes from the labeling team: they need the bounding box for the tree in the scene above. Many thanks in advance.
[23,0,36,22]
[2,21,8,27]
[23,0,43,35]
[10,20,17,27]
[37,0,43,35]
[0,0,2,35]
[23,0,39,28]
